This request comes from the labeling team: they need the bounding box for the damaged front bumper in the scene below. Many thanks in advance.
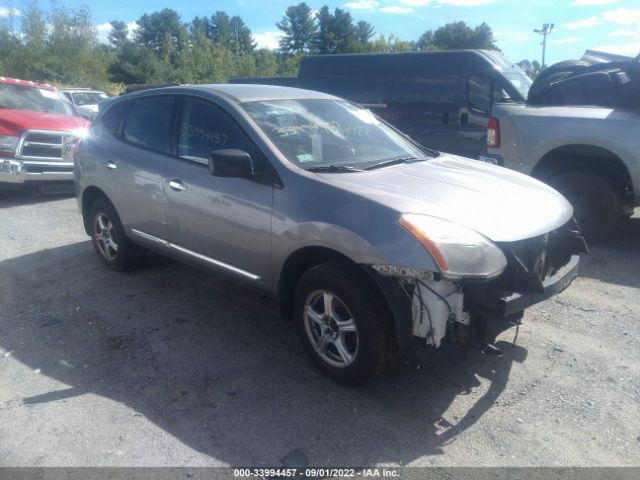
[464,254,579,318]
[368,220,587,354]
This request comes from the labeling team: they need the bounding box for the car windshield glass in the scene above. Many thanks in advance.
[0,83,76,116]
[503,70,532,100]
[243,99,431,170]
[72,92,108,106]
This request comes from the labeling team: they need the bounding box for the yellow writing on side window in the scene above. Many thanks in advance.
[182,123,228,146]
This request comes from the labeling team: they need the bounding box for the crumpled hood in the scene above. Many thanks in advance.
[0,109,89,134]
[322,154,573,242]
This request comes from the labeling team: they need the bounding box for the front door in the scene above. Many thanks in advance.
[164,97,274,285]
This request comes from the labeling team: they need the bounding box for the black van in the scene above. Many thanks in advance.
[231,50,532,159]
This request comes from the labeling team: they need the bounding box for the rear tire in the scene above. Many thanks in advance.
[89,198,143,271]
[293,262,398,386]
[550,171,621,240]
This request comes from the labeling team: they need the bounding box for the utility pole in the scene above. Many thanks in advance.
[534,23,554,68]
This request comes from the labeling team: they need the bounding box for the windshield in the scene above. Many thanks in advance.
[72,92,108,106]
[503,70,532,100]
[243,99,430,170]
[0,83,76,116]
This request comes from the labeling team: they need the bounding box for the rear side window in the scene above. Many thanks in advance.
[100,101,129,135]
[123,96,175,153]
[467,75,492,114]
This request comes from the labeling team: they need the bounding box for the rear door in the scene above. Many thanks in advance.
[102,95,175,241]
[163,96,274,285]
[454,74,493,159]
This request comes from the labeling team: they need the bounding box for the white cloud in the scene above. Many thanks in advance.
[380,6,413,13]
[344,0,379,9]
[553,36,582,44]
[602,8,640,26]
[436,0,496,6]
[564,16,601,29]
[0,6,20,17]
[253,31,283,50]
[399,0,431,5]
[95,21,139,45]
[610,27,640,38]
[593,42,640,56]
[571,0,618,6]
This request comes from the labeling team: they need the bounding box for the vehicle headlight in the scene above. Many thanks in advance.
[399,213,507,279]
[0,135,19,157]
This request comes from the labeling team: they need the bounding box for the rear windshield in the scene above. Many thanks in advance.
[0,83,76,116]
[72,92,108,106]
[503,70,532,100]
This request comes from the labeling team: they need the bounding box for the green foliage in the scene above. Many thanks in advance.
[276,2,317,53]
[517,59,542,79]
[314,7,359,54]
[0,2,503,90]
[417,21,498,51]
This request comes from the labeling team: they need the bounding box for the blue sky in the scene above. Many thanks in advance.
[2,0,640,64]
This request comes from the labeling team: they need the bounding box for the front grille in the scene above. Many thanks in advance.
[18,131,77,162]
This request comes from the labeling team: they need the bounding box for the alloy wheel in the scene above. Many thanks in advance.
[93,212,119,261]
[303,289,359,368]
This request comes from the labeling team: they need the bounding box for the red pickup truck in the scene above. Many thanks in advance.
[0,77,90,192]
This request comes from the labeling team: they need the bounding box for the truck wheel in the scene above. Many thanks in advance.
[89,198,143,271]
[551,171,621,240]
[293,262,398,386]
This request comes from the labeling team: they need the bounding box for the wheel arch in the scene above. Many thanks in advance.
[278,246,412,355]
[531,144,633,206]
[81,186,111,234]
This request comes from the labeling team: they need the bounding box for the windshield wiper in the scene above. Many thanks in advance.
[364,155,422,171]
[306,165,363,173]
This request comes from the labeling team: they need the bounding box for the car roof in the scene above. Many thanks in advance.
[132,83,342,103]
[0,76,56,91]
[61,89,104,93]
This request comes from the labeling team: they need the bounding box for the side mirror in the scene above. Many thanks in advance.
[208,149,254,178]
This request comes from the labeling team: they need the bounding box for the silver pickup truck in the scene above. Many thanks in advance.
[481,103,640,238]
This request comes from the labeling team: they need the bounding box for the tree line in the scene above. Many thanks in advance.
[0,1,515,95]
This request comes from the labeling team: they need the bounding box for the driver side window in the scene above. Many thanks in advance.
[178,98,257,164]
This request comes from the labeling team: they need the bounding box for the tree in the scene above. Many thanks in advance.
[229,16,256,57]
[417,21,498,51]
[356,21,375,48]
[276,2,317,53]
[108,21,129,49]
[254,49,278,77]
[314,6,359,54]
[368,34,413,53]
[190,16,210,38]
[517,59,542,79]
[136,9,186,53]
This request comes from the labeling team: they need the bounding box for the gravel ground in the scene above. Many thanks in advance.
[0,192,639,467]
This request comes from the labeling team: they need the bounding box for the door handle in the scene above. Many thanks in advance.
[460,112,469,125]
[168,179,187,192]
[104,160,117,169]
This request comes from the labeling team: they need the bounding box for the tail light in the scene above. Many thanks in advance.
[487,116,500,148]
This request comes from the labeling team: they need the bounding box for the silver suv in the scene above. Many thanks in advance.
[75,85,586,385]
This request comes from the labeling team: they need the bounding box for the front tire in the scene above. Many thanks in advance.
[89,198,143,271]
[293,262,398,386]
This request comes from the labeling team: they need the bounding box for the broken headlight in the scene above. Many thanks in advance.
[399,213,507,279]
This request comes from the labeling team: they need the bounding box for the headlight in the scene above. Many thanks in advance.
[399,213,507,279]
[0,135,19,157]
